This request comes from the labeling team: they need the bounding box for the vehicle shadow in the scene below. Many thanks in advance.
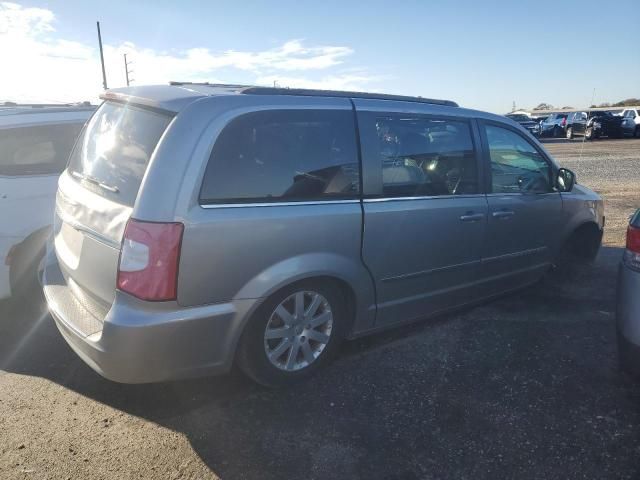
[2,246,639,479]
[539,138,582,144]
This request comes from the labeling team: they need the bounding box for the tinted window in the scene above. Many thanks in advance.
[68,102,171,207]
[200,110,359,204]
[0,123,84,176]
[485,125,552,194]
[359,114,478,197]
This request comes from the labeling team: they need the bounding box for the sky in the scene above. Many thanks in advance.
[0,0,638,113]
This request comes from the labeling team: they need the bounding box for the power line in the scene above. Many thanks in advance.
[124,53,134,86]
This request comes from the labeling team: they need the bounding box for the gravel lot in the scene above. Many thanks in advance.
[1,139,639,480]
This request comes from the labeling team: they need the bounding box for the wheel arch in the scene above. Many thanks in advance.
[228,253,377,359]
[8,225,52,292]
[560,220,603,261]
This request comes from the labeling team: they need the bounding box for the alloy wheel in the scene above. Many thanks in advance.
[264,291,334,371]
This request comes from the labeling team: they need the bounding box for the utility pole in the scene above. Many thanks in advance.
[124,54,134,86]
[96,21,107,90]
[512,100,516,112]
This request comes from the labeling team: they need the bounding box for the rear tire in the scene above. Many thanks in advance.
[9,244,45,301]
[634,126,640,138]
[566,127,574,140]
[236,280,348,387]
[618,330,640,379]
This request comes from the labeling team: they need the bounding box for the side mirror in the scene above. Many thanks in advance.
[556,168,576,192]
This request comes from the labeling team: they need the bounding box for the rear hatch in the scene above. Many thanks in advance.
[52,101,172,313]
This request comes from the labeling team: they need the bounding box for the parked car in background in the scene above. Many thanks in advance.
[584,111,624,140]
[540,113,568,137]
[44,84,604,387]
[505,113,540,137]
[0,104,94,301]
[621,108,640,137]
[565,111,588,139]
[617,209,640,377]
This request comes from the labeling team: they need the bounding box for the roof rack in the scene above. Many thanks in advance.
[169,81,252,89]
[167,82,458,107]
[240,87,458,107]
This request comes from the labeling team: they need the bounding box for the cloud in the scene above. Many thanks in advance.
[255,71,387,92]
[0,2,380,103]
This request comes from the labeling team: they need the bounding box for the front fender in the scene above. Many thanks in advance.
[558,187,604,250]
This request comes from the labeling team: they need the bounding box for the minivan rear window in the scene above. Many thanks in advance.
[200,109,360,204]
[68,102,171,207]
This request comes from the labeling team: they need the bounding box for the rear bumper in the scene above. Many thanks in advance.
[616,263,640,374]
[44,260,257,383]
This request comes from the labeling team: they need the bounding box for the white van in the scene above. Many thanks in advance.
[0,104,94,300]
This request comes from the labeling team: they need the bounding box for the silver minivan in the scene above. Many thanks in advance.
[44,84,605,386]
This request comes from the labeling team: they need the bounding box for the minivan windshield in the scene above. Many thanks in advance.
[68,101,171,206]
[506,114,531,122]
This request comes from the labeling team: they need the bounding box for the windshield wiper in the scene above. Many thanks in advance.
[70,170,119,193]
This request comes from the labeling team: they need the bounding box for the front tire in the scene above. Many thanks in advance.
[585,127,594,140]
[236,281,348,387]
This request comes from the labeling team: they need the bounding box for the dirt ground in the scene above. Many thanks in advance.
[1,139,639,480]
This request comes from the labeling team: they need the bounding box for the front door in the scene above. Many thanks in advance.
[356,103,488,326]
[477,121,563,293]
[573,112,587,135]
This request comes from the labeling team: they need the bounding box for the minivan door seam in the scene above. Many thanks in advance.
[349,98,378,327]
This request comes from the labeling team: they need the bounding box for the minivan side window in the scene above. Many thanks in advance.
[358,114,478,197]
[0,123,84,176]
[200,110,360,204]
[485,125,552,194]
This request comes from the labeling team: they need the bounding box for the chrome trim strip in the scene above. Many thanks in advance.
[55,206,121,249]
[200,199,360,209]
[381,259,480,283]
[363,194,485,203]
[485,192,559,197]
[481,246,547,264]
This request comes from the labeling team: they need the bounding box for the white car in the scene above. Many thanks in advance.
[0,104,94,300]
[621,108,640,137]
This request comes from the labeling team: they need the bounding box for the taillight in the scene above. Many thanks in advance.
[624,225,640,270]
[117,219,184,301]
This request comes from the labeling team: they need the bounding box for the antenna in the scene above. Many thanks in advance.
[124,54,134,86]
[578,88,596,161]
[96,22,108,90]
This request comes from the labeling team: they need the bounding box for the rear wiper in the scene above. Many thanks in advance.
[70,170,119,193]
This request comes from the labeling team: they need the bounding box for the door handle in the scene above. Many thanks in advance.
[492,210,515,219]
[459,212,485,222]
